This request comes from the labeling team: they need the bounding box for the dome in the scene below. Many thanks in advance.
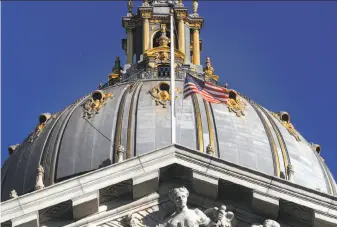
[1,1,336,202]
[2,73,336,201]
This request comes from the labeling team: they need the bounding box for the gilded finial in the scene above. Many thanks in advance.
[127,0,133,16]
[178,0,184,7]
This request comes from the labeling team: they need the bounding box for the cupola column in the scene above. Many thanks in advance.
[126,28,134,64]
[192,28,200,65]
[143,18,150,53]
[178,16,185,60]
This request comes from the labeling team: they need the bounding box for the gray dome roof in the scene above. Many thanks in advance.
[2,79,336,201]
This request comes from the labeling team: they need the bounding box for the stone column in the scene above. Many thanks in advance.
[126,28,134,64]
[178,18,185,58]
[192,28,200,65]
[143,18,150,53]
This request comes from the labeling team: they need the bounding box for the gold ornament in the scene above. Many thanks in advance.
[227,92,246,117]
[148,83,181,108]
[272,112,301,141]
[203,57,219,82]
[83,91,113,119]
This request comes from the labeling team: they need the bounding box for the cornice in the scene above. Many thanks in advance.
[1,144,336,226]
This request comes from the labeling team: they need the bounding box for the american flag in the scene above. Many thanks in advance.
[183,74,229,104]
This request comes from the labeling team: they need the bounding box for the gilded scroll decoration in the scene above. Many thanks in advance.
[149,82,182,108]
[272,112,301,141]
[83,90,113,119]
[227,91,246,117]
[28,113,52,143]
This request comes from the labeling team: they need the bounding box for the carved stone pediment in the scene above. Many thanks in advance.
[97,187,236,227]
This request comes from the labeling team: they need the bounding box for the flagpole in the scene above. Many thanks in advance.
[170,7,176,144]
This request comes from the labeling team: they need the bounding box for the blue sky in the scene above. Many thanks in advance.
[2,1,337,181]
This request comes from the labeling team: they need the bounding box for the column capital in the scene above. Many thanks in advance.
[190,22,202,30]
[140,11,152,19]
[176,11,187,20]
[126,27,133,32]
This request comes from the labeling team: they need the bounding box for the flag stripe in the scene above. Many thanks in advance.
[183,74,229,104]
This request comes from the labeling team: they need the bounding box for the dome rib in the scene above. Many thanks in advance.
[113,85,131,163]
[51,94,92,184]
[244,98,281,177]
[126,82,143,158]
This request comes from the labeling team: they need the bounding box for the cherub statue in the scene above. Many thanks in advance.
[251,219,280,227]
[204,205,235,227]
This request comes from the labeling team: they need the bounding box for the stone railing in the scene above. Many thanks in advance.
[100,67,218,89]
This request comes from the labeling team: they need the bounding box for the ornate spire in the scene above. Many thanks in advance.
[35,165,45,190]
[127,0,133,17]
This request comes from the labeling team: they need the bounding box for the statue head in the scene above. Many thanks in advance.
[168,187,189,209]
[263,219,280,227]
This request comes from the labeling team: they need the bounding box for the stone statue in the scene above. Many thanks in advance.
[204,205,235,227]
[157,187,235,227]
[287,164,294,182]
[127,0,133,16]
[192,0,198,15]
[251,219,280,227]
[9,189,18,199]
